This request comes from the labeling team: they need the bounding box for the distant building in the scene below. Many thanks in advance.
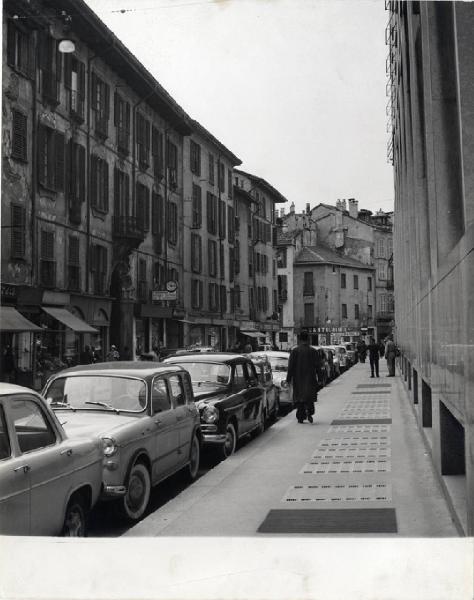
[387,0,474,534]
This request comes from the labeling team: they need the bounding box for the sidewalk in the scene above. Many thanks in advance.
[125,361,458,537]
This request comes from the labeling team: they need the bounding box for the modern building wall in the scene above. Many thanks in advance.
[388,0,474,534]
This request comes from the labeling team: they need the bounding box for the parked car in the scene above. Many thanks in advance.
[247,351,292,412]
[320,346,341,377]
[344,343,357,366]
[247,354,279,423]
[43,362,201,522]
[0,383,103,536]
[311,347,332,385]
[324,345,349,372]
[163,353,264,459]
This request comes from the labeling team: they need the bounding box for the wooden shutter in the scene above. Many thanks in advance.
[103,160,109,212]
[54,131,65,191]
[64,54,72,88]
[78,144,85,202]
[55,42,62,82]
[90,154,98,208]
[37,124,46,186]
[12,110,27,161]
[41,230,54,259]
[11,204,26,258]
[113,91,119,126]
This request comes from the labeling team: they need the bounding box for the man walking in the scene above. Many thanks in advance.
[286,330,321,424]
[367,337,380,378]
[385,334,397,377]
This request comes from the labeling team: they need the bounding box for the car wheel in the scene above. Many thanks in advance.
[187,433,200,481]
[120,462,151,522]
[62,495,87,537]
[220,422,237,460]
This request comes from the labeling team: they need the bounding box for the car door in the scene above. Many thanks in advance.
[232,362,251,435]
[8,394,79,536]
[150,376,179,482]
[166,372,196,466]
[0,400,30,535]
[242,362,263,429]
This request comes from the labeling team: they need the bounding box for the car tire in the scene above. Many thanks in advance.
[220,422,237,460]
[120,462,151,522]
[186,433,200,481]
[62,495,87,537]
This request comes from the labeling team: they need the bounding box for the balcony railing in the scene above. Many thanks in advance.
[112,216,145,243]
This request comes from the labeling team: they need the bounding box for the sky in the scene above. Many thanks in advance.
[83,0,394,215]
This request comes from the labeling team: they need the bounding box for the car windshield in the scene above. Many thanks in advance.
[269,357,288,372]
[44,375,147,412]
[179,362,231,385]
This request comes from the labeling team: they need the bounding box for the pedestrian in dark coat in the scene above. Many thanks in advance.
[357,339,367,363]
[286,330,321,424]
[385,335,396,376]
[367,337,380,378]
[79,345,94,365]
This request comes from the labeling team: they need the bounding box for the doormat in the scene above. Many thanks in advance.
[331,418,392,425]
[257,508,397,534]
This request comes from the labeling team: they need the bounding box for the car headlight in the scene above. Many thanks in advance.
[102,437,118,457]
[281,380,289,389]
[202,405,219,424]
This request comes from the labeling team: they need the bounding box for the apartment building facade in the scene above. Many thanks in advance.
[387,0,474,534]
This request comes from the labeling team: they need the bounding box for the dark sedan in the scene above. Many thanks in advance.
[163,353,264,460]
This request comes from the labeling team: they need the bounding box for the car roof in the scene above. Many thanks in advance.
[248,351,289,358]
[50,361,185,377]
[0,382,43,397]
[164,353,244,364]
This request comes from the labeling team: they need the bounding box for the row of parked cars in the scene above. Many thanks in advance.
[0,344,357,537]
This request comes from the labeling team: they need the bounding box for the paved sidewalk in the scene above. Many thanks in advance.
[125,362,458,537]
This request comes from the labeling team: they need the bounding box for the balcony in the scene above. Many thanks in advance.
[113,216,145,242]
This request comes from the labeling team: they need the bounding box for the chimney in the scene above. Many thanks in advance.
[290,202,295,214]
[348,198,358,219]
[341,199,347,211]
[306,203,310,214]
[280,208,285,218]
[336,199,341,210]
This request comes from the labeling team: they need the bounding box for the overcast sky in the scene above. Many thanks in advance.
[84,0,394,214]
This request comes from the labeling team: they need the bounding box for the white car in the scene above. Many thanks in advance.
[0,383,103,536]
[248,351,292,411]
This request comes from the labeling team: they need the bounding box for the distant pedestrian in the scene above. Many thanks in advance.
[357,339,367,363]
[79,345,94,365]
[243,340,253,353]
[378,339,385,358]
[106,345,120,361]
[286,330,321,424]
[367,337,380,378]
[385,335,396,377]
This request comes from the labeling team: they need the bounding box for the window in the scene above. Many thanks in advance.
[248,249,254,277]
[167,140,178,189]
[152,378,170,414]
[137,258,148,302]
[40,230,55,288]
[168,375,185,407]
[342,303,347,319]
[234,364,246,388]
[262,287,269,312]
[219,244,225,279]
[377,238,385,258]
[152,193,164,254]
[207,192,217,234]
[191,233,202,273]
[209,282,219,312]
[229,247,234,282]
[249,288,255,310]
[64,55,85,120]
[190,140,201,176]
[167,202,178,245]
[91,73,110,137]
[7,21,33,78]
[368,304,373,319]
[114,93,131,154]
[11,110,27,162]
[12,397,56,453]
[154,261,165,289]
[235,284,241,308]
[387,238,393,257]
[192,184,202,228]
[279,332,288,343]
[368,276,372,291]
[341,273,346,289]
[191,279,203,309]
[208,240,217,277]
[136,183,150,232]
[227,206,235,240]
[151,126,164,178]
[354,304,360,320]
[90,155,109,213]
[277,249,287,268]
[228,169,233,198]
[378,261,387,280]
[273,289,278,313]
[208,153,215,184]
[353,274,359,289]
[136,112,150,170]
[37,125,65,192]
[11,204,26,259]
[0,406,11,460]
[218,200,227,239]
[303,272,314,295]
[235,240,240,275]
[67,141,86,223]
[218,161,225,193]
[90,244,107,295]
[220,286,227,313]
[39,33,61,103]
[304,303,314,325]
[67,236,80,291]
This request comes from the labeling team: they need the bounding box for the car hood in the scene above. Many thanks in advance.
[191,383,229,403]
[54,410,140,439]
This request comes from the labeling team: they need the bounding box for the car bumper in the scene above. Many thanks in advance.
[202,433,227,445]
[101,484,127,498]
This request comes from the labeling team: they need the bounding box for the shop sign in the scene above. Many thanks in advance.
[1,283,18,304]
[152,290,177,302]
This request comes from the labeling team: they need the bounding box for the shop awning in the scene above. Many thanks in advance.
[0,307,43,332]
[42,307,98,333]
[241,330,264,338]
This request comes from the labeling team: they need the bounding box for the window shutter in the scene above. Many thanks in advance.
[114,91,119,126]
[41,230,54,259]
[104,160,109,212]
[7,22,16,67]
[78,144,85,202]
[37,124,46,186]
[104,82,110,121]
[69,236,80,264]
[78,61,85,100]
[91,72,97,110]
[90,155,97,208]
[11,204,26,258]
[64,54,72,88]
[12,111,27,161]
[54,131,65,191]
[55,42,62,82]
